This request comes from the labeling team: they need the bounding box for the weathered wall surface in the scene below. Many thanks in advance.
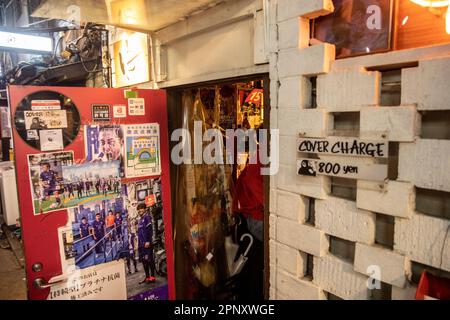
[151,0,450,300]
[155,0,269,88]
[269,0,450,300]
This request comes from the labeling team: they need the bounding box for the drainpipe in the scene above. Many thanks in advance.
[263,0,270,53]
[150,34,167,85]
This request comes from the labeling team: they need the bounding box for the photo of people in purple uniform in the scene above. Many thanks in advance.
[79,217,90,253]
[40,163,62,207]
[136,203,156,284]
[68,178,167,300]
[61,161,121,208]
[28,151,74,215]
[115,212,124,242]
[92,213,106,256]
[124,178,168,300]
[69,197,124,269]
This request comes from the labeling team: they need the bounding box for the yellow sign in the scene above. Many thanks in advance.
[113,32,150,88]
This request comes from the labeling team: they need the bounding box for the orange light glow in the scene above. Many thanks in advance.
[410,0,449,7]
[106,0,148,27]
[447,6,450,33]
[410,0,450,34]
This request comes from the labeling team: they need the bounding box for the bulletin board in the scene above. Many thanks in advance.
[9,85,174,300]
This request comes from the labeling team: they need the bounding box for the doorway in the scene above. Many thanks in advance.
[166,74,270,300]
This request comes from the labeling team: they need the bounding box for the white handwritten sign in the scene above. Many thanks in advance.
[297,137,388,158]
[297,158,388,181]
[47,260,126,300]
[24,110,67,130]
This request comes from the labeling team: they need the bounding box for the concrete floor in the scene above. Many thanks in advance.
[0,226,27,300]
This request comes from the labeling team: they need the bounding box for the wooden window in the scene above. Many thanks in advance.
[312,0,394,58]
[395,1,450,50]
[312,0,450,59]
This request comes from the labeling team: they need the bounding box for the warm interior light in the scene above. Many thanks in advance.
[447,6,450,33]
[410,0,450,34]
[410,0,449,7]
[107,0,147,26]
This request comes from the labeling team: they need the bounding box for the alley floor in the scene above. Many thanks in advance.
[0,224,27,300]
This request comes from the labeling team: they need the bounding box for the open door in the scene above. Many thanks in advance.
[167,76,270,300]
[8,85,175,300]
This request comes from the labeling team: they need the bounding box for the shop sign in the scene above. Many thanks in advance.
[113,32,150,88]
[297,137,388,158]
[297,158,388,181]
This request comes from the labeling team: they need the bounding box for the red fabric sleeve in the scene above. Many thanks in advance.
[233,161,264,221]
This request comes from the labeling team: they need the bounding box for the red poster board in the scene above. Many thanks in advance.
[8,85,175,300]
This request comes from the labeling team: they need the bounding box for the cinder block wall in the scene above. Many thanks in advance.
[269,0,450,300]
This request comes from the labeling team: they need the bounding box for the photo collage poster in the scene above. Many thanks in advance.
[61,161,122,208]
[49,225,128,301]
[62,178,168,300]
[28,123,161,214]
[27,117,165,298]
